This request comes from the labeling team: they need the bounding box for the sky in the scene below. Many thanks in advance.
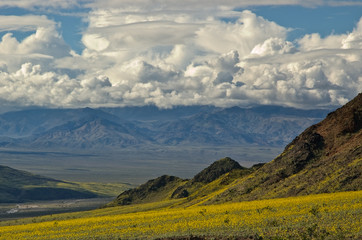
[0,1,362,111]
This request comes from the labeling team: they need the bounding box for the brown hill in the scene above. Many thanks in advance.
[207,93,362,203]
[107,158,254,206]
[107,93,361,207]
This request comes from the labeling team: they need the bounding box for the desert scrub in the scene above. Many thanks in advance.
[0,191,360,239]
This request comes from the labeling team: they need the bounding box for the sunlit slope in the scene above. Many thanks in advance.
[0,191,360,239]
[207,93,361,203]
[106,157,260,207]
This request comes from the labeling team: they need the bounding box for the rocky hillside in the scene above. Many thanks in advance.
[107,94,361,207]
[208,93,362,203]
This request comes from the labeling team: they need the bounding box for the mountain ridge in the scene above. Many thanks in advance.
[0,105,329,149]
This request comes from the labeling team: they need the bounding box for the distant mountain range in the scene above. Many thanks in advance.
[107,93,362,207]
[0,105,330,149]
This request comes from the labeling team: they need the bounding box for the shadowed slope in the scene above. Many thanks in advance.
[0,165,101,202]
[0,165,131,203]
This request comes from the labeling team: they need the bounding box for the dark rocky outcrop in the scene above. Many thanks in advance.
[192,157,244,184]
[109,175,184,206]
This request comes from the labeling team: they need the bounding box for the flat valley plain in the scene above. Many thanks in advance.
[0,145,282,184]
[0,198,113,221]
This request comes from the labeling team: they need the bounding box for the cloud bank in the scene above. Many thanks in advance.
[0,2,361,110]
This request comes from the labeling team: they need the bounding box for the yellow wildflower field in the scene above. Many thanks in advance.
[0,190,361,239]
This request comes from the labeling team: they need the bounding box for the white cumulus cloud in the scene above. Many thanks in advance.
[0,3,361,110]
